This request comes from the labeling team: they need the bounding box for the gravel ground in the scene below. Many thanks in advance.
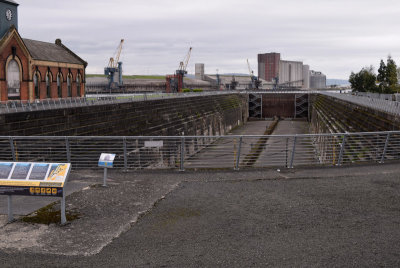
[0,163,400,267]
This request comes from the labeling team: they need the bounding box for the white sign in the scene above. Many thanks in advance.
[98,153,116,168]
[145,141,164,148]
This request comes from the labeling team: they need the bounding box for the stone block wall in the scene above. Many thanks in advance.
[310,94,400,134]
[0,94,248,137]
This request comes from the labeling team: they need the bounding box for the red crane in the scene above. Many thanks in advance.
[166,47,192,93]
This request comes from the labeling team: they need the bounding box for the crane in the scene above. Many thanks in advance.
[247,59,261,90]
[104,39,124,90]
[166,47,193,93]
[177,47,192,75]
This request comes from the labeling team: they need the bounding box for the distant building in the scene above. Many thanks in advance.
[302,65,310,89]
[310,70,326,89]
[195,63,205,80]
[258,53,280,83]
[258,52,325,89]
[279,60,304,88]
[0,0,87,102]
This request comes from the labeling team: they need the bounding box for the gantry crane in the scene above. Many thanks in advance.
[247,59,261,90]
[166,47,192,93]
[104,39,124,90]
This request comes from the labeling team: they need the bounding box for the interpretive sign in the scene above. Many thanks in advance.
[98,153,116,168]
[145,141,163,148]
[0,162,71,197]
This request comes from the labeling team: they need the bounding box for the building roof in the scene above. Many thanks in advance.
[0,0,19,6]
[22,38,85,65]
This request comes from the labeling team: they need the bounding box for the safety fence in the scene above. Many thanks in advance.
[1,131,399,170]
[0,91,234,114]
[323,92,400,116]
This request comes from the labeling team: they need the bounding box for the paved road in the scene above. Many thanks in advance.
[1,163,400,267]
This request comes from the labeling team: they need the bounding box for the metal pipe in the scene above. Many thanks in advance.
[235,136,243,170]
[380,133,391,163]
[65,137,71,163]
[180,137,185,171]
[123,137,128,171]
[289,136,297,168]
[103,168,108,187]
[337,135,347,166]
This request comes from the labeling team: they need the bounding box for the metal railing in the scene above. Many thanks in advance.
[1,131,399,170]
[0,91,352,115]
[354,92,400,102]
[0,91,236,114]
[322,92,400,116]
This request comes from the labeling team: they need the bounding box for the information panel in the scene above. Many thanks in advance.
[0,162,71,197]
[98,154,116,168]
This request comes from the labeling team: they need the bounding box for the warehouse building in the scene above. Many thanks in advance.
[258,52,325,89]
[279,60,304,88]
[0,0,87,102]
[310,70,327,89]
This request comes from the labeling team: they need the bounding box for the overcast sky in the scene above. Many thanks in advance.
[16,0,400,79]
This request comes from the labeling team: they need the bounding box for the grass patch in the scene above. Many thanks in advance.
[86,74,166,80]
[86,74,107,78]
[21,202,80,225]
[124,75,166,80]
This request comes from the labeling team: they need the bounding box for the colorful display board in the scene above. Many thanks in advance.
[0,162,71,197]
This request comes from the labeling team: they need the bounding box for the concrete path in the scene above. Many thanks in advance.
[256,120,317,167]
[0,171,99,216]
[0,163,400,267]
[185,121,271,169]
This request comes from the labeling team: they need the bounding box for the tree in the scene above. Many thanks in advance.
[386,56,399,93]
[349,66,378,92]
[377,56,399,93]
[377,59,387,93]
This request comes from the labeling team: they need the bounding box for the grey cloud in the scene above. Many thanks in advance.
[16,0,400,79]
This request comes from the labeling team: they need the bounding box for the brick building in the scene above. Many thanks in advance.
[0,0,87,102]
[258,52,314,89]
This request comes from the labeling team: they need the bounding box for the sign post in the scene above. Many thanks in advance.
[98,153,116,187]
[0,162,71,224]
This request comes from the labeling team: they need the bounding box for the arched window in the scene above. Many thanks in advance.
[76,74,81,97]
[67,74,72,97]
[57,73,63,98]
[7,59,20,99]
[46,72,52,98]
[34,73,40,99]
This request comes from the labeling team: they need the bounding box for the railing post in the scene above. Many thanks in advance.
[180,137,185,171]
[289,136,297,168]
[380,133,391,163]
[123,137,128,171]
[285,138,289,168]
[337,135,347,166]
[65,137,71,163]
[9,137,16,161]
[235,136,243,171]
